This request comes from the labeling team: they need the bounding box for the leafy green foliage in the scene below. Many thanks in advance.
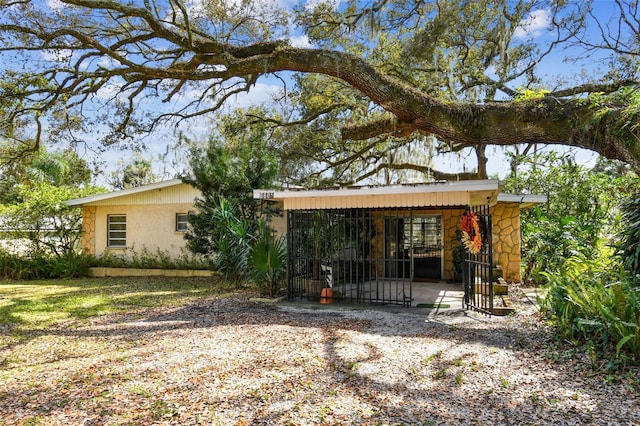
[540,255,640,361]
[616,182,640,278]
[0,146,93,204]
[504,153,635,283]
[247,222,286,298]
[182,110,282,290]
[109,152,157,189]
[182,110,279,219]
[185,197,286,294]
[89,248,209,271]
[208,198,258,284]
[0,249,91,279]
[0,145,99,265]
[580,87,640,146]
[0,182,105,258]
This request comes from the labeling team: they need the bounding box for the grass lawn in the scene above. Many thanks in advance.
[0,276,236,329]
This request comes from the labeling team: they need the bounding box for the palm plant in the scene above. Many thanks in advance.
[185,196,257,285]
[248,222,286,297]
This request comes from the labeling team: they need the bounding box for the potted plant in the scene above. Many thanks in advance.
[305,211,330,299]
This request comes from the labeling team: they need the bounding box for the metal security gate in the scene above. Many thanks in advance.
[462,204,493,315]
[287,209,378,304]
[288,208,437,306]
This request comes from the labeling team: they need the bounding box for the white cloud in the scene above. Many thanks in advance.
[46,0,65,12]
[41,49,72,63]
[514,9,551,39]
[178,81,280,110]
[231,81,281,108]
[289,34,312,48]
[95,82,124,101]
[160,79,282,114]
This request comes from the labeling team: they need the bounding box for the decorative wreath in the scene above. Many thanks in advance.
[461,211,483,255]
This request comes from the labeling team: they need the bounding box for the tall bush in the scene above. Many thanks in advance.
[185,197,258,285]
[541,256,640,360]
[504,153,635,283]
[616,184,640,280]
[181,111,282,288]
[0,182,104,258]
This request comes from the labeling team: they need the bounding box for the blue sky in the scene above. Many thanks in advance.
[29,0,633,186]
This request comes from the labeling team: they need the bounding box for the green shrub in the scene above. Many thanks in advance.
[616,183,640,280]
[503,153,635,285]
[185,197,258,285]
[248,222,286,298]
[0,249,91,279]
[541,255,640,360]
[89,248,209,270]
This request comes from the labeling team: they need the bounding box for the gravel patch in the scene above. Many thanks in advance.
[1,292,638,425]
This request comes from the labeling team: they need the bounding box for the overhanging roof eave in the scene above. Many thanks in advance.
[254,180,503,202]
[66,179,185,206]
[497,193,548,208]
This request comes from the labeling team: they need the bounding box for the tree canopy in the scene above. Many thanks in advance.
[109,151,157,189]
[0,0,638,182]
[0,144,93,204]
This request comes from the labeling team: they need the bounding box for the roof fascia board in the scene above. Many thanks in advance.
[497,193,548,207]
[254,180,502,201]
[67,178,185,206]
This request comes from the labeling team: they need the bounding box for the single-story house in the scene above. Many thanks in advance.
[253,180,546,312]
[66,179,287,259]
[67,179,202,259]
[68,179,544,312]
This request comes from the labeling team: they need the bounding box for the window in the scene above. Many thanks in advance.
[107,215,127,247]
[176,213,188,232]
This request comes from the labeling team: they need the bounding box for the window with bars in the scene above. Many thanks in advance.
[176,213,188,232]
[107,215,127,247]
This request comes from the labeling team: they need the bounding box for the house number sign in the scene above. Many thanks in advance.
[259,192,274,199]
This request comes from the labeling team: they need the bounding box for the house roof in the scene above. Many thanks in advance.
[67,178,547,210]
[497,193,548,209]
[66,179,199,206]
[254,180,547,210]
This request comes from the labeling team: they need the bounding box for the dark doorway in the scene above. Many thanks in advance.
[384,217,410,278]
[384,215,442,280]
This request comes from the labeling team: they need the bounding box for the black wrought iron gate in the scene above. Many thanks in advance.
[287,208,430,305]
[462,204,494,315]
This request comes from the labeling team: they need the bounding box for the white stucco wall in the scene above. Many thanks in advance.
[76,181,288,258]
[92,203,194,258]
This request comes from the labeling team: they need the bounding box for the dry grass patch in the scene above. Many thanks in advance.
[1,278,639,425]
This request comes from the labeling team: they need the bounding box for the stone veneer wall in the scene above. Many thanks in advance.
[491,202,521,282]
[81,206,97,255]
[442,209,465,281]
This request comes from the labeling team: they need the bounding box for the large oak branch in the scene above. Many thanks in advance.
[202,45,639,168]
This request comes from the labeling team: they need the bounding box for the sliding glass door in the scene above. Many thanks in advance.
[385,214,443,280]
